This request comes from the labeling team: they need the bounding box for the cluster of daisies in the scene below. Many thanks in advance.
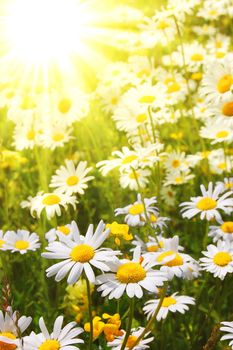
[20,159,93,220]
[94,0,233,195]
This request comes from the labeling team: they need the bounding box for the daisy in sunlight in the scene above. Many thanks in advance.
[50,159,94,196]
[42,220,119,284]
[96,246,167,299]
[200,240,233,280]
[4,229,40,254]
[180,182,233,221]
[24,316,83,350]
[143,293,195,321]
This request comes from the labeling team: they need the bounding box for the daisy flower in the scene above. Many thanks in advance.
[209,220,233,242]
[45,224,72,243]
[151,236,196,280]
[180,182,233,221]
[30,191,77,220]
[164,151,189,174]
[40,125,74,150]
[143,292,195,321]
[42,220,119,284]
[115,194,159,227]
[164,169,194,186]
[220,321,233,349]
[4,229,40,254]
[208,95,233,127]
[24,316,83,350]
[50,160,94,196]
[96,246,167,299]
[200,122,233,144]
[0,307,31,349]
[201,58,233,103]
[96,147,138,176]
[131,235,165,253]
[200,241,233,280]
[13,124,40,150]
[107,327,154,350]
[119,167,151,190]
[216,177,233,193]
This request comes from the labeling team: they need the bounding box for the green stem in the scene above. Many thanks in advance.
[120,297,135,350]
[85,275,93,350]
[128,282,168,350]
[203,221,209,249]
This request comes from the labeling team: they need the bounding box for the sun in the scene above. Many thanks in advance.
[5,0,93,64]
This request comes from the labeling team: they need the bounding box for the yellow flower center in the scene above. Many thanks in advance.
[147,241,164,252]
[156,20,169,30]
[150,214,157,223]
[217,75,233,93]
[218,162,226,170]
[126,335,138,348]
[70,244,95,263]
[66,175,79,186]
[0,332,16,350]
[128,203,144,215]
[167,82,180,93]
[14,240,29,250]
[196,197,217,210]
[175,177,183,184]
[136,113,147,123]
[0,240,5,248]
[221,222,233,234]
[57,226,70,235]
[129,171,139,180]
[58,98,72,114]
[225,182,233,189]
[216,51,225,59]
[52,133,64,142]
[116,262,146,283]
[216,130,229,138]
[157,251,183,266]
[213,252,232,266]
[111,97,118,105]
[122,155,137,164]
[42,194,61,206]
[215,41,222,49]
[201,151,211,159]
[39,340,60,350]
[162,296,177,307]
[138,95,155,103]
[191,72,202,80]
[172,159,180,168]
[26,130,36,140]
[222,101,233,117]
[191,53,204,61]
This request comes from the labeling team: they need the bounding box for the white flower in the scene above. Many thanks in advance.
[216,177,233,193]
[96,147,138,176]
[40,125,74,150]
[45,224,72,243]
[115,194,158,227]
[180,182,233,221]
[0,307,31,349]
[4,230,40,254]
[220,321,233,349]
[107,327,154,350]
[209,220,233,242]
[29,191,77,220]
[50,160,94,196]
[42,221,119,284]
[151,236,196,280]
[119,168,151,190]
[143,293,195,321]
[96,246,167,299]
[24,316,83,350]
[200,241,233,280]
